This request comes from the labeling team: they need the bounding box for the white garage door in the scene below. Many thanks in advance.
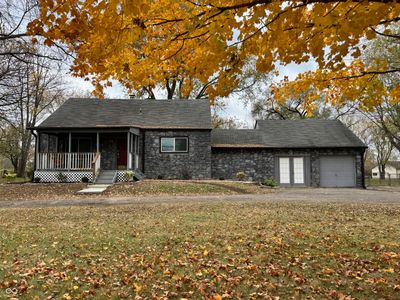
[320,156,356,187]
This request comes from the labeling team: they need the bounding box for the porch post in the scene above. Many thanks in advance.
[68,132,71,170]
[96,132,99,153]
[127,132,130,170]
[36,132,40,170]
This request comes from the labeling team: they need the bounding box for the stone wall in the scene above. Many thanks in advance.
[143,130,211,179]
[211,147,365,187]
[211,148,274,181]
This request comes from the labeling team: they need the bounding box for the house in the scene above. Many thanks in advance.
[371,161,400,179]
[31,98,367,187]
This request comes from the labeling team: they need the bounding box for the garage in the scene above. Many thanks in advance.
[320,156,356,187]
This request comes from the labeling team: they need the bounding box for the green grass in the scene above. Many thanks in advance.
[0,201,399,299]
[0,176,30,184]
[365,178,400,187]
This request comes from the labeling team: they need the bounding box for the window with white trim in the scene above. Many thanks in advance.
[160,137,188,153]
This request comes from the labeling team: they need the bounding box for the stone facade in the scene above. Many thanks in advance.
[211,147,365,187]
[211,148,274,181]
[143,130,211,179]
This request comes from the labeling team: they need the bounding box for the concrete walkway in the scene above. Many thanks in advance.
[78,184,110,194]
[0,187,400,209]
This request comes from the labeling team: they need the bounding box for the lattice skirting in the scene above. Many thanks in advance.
[34,171,93,183]
[116,171,130,182]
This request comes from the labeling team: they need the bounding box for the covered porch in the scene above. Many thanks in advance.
[33,128,141,182]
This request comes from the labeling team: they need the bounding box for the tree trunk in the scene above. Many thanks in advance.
[16,131,32,177]
[379,165,386,180]
[10,155,18,173]
[17,154,27,177]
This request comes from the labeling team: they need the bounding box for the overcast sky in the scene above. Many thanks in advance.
[66,61,317,128]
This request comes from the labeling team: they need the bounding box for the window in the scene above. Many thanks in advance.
[372,172,378,176]
[161,137,188,153]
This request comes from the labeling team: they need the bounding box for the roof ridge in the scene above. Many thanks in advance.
[68,97,209,102]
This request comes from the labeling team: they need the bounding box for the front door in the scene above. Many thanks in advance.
[117,139,127,168]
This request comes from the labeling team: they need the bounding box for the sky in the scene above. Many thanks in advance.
[67,61,317,128]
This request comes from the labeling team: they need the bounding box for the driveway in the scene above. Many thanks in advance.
[0,187,399,209]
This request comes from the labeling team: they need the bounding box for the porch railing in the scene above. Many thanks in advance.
[92,152,101,180]
[38,152,97,170]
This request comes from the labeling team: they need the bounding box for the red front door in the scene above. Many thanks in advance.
[117,139,127,167]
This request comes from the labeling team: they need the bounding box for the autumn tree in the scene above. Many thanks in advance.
[360,30,400,151]
[28,1,400,105]
[273,25,400,141]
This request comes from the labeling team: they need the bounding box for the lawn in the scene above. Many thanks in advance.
[365,178,400,187]
[0,180,270,201]
[0,201,399,299]
[0,177,31,184]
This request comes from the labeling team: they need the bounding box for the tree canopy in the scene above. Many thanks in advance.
[29,0,400,105]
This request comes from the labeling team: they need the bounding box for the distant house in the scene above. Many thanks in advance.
[371,161,400,179]
[30,98,367,187]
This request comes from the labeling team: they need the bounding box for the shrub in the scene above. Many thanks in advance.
[235,171,246,181]
[33,177,41,183]
[124,171,135,181]
[4,173,17,180]
[81,176,89,183]
[219,177,225,180]
[262,178,278,187]
[56,172,68,182]
[157,175,164,180]
[181,169,192,180]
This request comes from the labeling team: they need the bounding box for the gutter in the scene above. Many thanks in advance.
[142,132,145,173]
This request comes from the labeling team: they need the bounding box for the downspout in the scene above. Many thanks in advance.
[361,148,366,189]
[142,131,145,173]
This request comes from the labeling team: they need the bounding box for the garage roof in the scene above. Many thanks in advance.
[212,119,367,148]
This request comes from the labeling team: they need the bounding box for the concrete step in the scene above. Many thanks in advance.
[78,184,110,194]
[95,170,117,184]
[96,180,114,184]
[97,175,115,179]
[133,169,145,181]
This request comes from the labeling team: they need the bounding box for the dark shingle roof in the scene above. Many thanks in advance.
[211,130,266,148]
[212,119,366,148]
[36,98,211,129]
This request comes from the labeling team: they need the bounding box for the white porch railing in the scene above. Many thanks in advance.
[92,152,101,179]
[38,152,98,170]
